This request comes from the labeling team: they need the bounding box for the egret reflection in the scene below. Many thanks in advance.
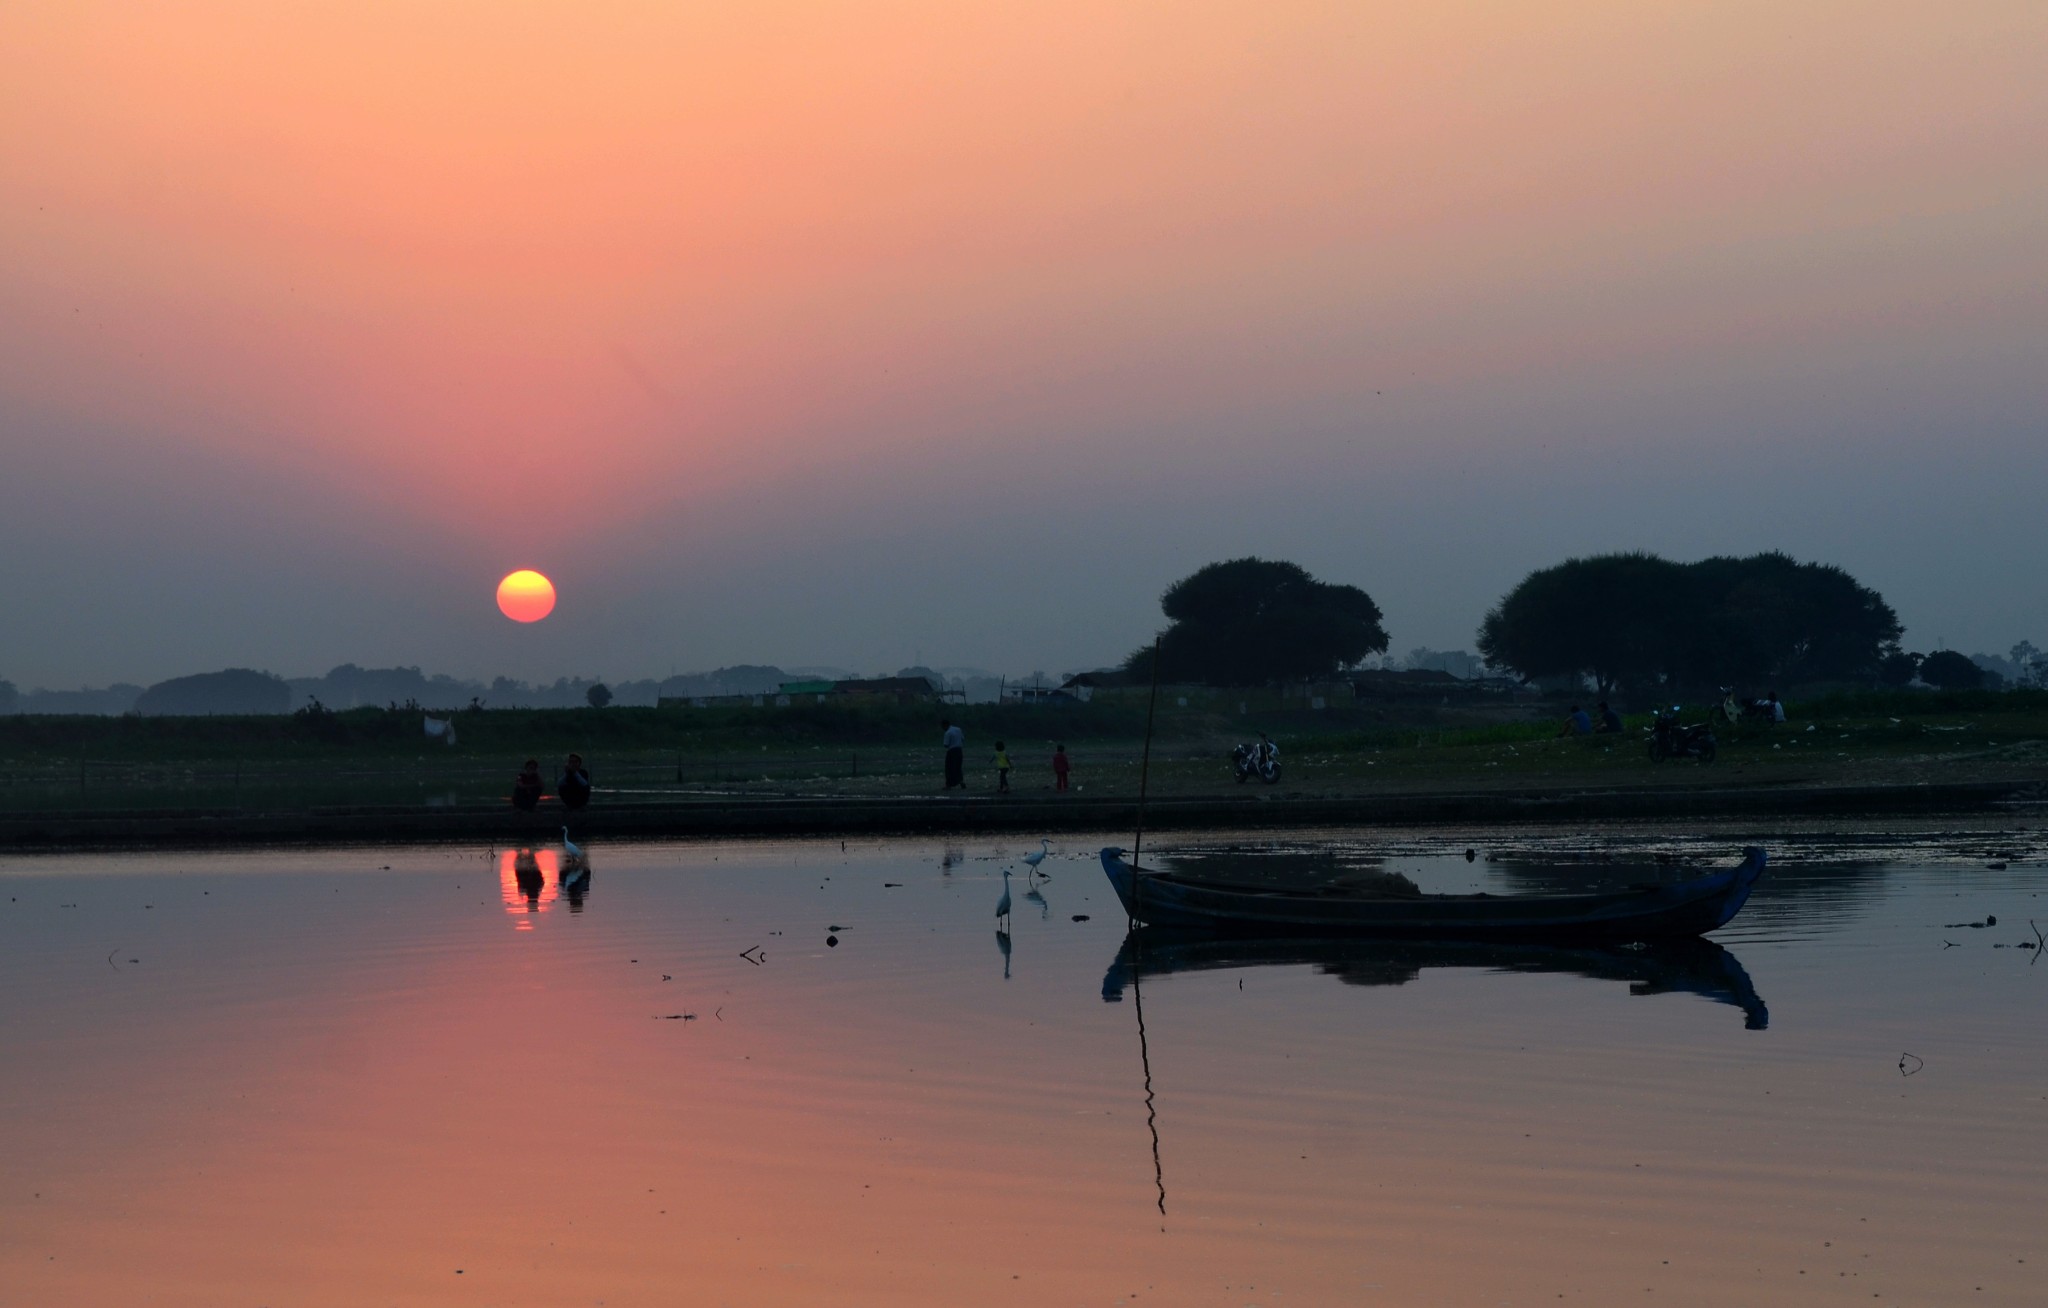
[560,857,592,912]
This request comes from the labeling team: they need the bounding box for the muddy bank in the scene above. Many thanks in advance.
[0,779,2036,850]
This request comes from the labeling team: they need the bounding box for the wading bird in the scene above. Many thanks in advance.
[1022,839,1052,875]
[562,828,584,861]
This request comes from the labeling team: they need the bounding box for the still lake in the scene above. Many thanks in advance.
[2,829,2043,1306]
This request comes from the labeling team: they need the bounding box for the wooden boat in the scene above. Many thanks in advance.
[1098,845,1766,944]
[1100,928,1768,1028]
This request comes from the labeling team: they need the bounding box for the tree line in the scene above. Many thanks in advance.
[1126,552,2017,694]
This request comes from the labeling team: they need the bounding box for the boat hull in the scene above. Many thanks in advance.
[1098,846,1765,944]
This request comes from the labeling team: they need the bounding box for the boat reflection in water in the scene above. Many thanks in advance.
[1101,928,1769,1030]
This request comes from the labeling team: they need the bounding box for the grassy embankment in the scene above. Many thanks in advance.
[2,689,2044,814]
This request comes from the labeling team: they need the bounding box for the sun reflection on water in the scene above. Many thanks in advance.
[499,848,559,925]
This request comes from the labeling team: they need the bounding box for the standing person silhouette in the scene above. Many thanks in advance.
[941,719,965,790]
[510,758,544,812]
[1052,742,1071,792]
[557,753,592,811]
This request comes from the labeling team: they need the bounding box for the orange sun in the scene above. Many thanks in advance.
[496,570,556,623]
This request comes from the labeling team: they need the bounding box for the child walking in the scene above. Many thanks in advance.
[1052,742,1071,792]
[992,741,1013,793]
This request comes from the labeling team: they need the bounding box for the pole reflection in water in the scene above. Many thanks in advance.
[1130,946,1168,1225]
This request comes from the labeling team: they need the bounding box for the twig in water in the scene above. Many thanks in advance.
[738,946,764,965]
[1943,940,1959,949]
[106,948,122,971]
[1898,1053,1924,1077]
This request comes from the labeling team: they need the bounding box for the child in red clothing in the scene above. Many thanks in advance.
[1052,743,1071,792]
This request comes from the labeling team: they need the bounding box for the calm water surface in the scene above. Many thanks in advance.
[2,831,2044,1306]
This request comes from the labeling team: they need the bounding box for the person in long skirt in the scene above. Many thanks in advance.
[942,719,965,790]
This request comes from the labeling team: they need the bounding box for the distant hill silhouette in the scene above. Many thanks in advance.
[655,665,791,699]
[135,668,292,716]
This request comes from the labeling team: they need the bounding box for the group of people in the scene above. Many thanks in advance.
[510,753,591,812]
[942,719,1071,794]
[1561,690,1788,737]
[1559,702,1626,737]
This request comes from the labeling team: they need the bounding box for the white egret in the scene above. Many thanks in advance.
[994,867,1012,930]
[1022,839,1052,875]
[562,828,584,861]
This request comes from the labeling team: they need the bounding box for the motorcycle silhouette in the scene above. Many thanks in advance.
[1649,708,1716,763]
[1232,736,1282,784]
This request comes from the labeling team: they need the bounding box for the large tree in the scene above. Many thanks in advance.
[1476,553,1690,694]
[1479,552,1902,693]
[1125,558,1388,685]
[1918,650,1990,690]
[1684,552,1901,686]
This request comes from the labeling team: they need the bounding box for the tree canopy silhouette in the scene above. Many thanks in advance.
[1478,552,1901,693]
[1917,650,1989,690]
[134,668,292,716]
[1124,558,1388,685]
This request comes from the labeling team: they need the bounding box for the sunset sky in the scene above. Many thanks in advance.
[3,1,2044,687]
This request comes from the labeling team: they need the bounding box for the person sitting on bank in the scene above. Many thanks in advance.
[1597,702,1624,734]
[1560,704,1592,737]
[511,758,544,811]
[557,753,592,811]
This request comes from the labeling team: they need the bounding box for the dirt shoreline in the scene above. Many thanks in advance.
[1,778,2038,851]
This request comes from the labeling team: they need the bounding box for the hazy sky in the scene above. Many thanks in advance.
[4,2,2044,688]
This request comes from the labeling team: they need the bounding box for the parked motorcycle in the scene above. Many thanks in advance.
[1712,689,1777,726]
[1649,709,1716,763]
[1232,736,1283,784]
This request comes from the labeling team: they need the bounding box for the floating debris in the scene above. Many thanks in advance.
[1898,1053,1924,1077]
